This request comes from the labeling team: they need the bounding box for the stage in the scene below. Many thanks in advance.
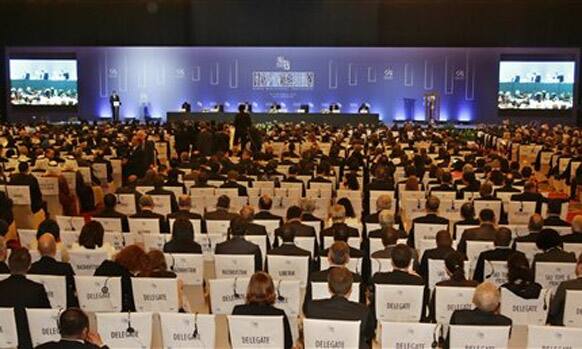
[166,112,380,126]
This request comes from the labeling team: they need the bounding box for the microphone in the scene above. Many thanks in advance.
[169,253,175,271]
[276,279,286,302]
[519,201,524,212]
[126,311,135,335]
[101,277,111,295]
[431,323,441,348]
[192,312,199,339]
[417,199,421,209]
[233,277,241,299]
[543,289,550,310]
[484,260,495,280]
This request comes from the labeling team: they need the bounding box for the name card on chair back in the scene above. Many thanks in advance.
[27,274,67,309]
[6,185,31,205]
[267,255,309,287]
[164,253,204,286]
[375,284,425,322]
[449,325,510,349]
[381,322,438,349]
[227,315,284,349]
[214,254,255,279]
[534,261,576,294]
[563,290,582,327]
[434,286,475,324]
[484,260,509,287]
[150,194,172,216]
[68,249,109,276]
[116,193,137,216]
[208,277,249,315]
[96,312,152,349]
[303,318,360,349]
[500,288,549,325]
[159,312,216,348]
[128,218,160,235]
[311,281,359,303]
[132,277,179,312]
[92,217,123,232]
[527,325,582,349]
[26,308,60,347]
[0,308,18,348]
[428,259,468,290]
[75,276,122,312]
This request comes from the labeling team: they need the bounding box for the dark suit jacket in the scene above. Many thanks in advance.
[93,207,129,232]
[9,173,43,213]
[301,213,324,232]
[163,239,203,254]
[232,303,293,349]
[408,214,450,248]
[561,233,582,243]
[533,247,576,274]
[130,209,169,233]
[204,209,239,222]
[268,243,311,257]
[449,309,512,337]
[303,296,376,349]
[473,248,525,282]
[0,275,51,349]
[544,215,571,227]
[254,210,283,224]
[36,340,108,349]
[94,260,135,312]
[29,256,78,307]
[220,180,247,196]
[320,223,359,248]
[215,236,262,271]
[419,246,456,281]
[167,209,205,232]
[0,262,9,273]
[512,232,540,250]
[274,220,318,251]
[457,223,497,255]
[510,192,548,213]
[501,281,542,300]
[549,277,582,325]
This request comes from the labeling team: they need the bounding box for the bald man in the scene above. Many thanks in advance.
[562,215,582,243]
[449,282,512,326]
[29,233,78,307]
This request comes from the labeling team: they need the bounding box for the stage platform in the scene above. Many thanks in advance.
[166,112,380,126]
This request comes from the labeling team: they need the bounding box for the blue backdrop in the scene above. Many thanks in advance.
[4,47,579,124]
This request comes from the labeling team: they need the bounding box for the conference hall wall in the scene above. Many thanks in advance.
[4,47,579,124]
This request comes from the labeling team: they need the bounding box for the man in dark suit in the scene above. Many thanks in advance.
[408,196,449,248]
[130,195,169,233]
[29,233,78,307]
[512,213,544,249]
[36,308,109,349]
[544,199,571,227]
[195,122,214,157]
[234,104,252,148]
[562,215,582,243]
[219,170,247,196]
[494,173,521,196]
[430,171,457,193]
[125,135,148,178]
[370,222,419,272]
[473,227,525,282]
[204,195,239,222]
[93,193,129,232]
[274,206,317,249]
[419,230,455,281]
[366,166,395,193]
[239,205,271,250]
[510,181,548,213]
[0,236,8,273]
[146,176,179,214]
[320,225,365,261]
[448,282,512,345]
[300,198,324,232]
[109,90,121,122]
[474,181,502,202]
[303,267,376,349]
[215,216,262,271]
[549,254,582,325]
[320,204,359,248]
[167,194,203,221]
[254,194,283,224]
[456,171,481,200]
[267,224,312,272]
[115,175,143,208]
[457,208,498,256]
[533,228,576,272]
[9,161,44,213]
[363,194,393,224]
[0,248,51,349]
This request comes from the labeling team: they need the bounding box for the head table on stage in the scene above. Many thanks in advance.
[166,112,380,126]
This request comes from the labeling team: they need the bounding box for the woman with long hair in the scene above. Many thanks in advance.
[501,253,542,299]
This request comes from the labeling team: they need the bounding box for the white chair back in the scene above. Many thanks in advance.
[449,325,510,349]
[303,319,360,349]
[214,254,255,279]
[75,276,122,312]
[150,194,172,216]
[17,229,37,248]
[92,217,123,232]
[370,257,394,276]
[27,274,67,309]
[507,201,537,224]
[311,281,359,303]
[159,312,216,348]
[37,177,59,196]
[534,261,576,294]
[208,277,249,314]
[56,215,85,231]
[499,288,550,325]
[515,242,540,263]
[128,218,161,235]
[0,308,18,348]
[96,312,153,349]
[26,308,60,347]
[483,260,509,287]
[267,255,310,287]
[428,259,468,290]
[227,315,284,349]
[6,185,31,205]
[273,280,301,318]
[413,223,449,249]
[374,284,425,322]
[380,322,438,349]
[294,236,316,257]
[205,219,230,235]
[116,193,137,216]
[132,277,179,312]
[164,253,204,285]
[563,290,582,327]
[434,286,475,324]
[473,200,502,223]
[527,325,582,349]
[194,233,225,260]
[68,249,109,276]
[465,240,495,275]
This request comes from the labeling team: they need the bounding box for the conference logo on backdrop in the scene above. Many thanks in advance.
[276,56,291,71]
[252,56,314,91]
